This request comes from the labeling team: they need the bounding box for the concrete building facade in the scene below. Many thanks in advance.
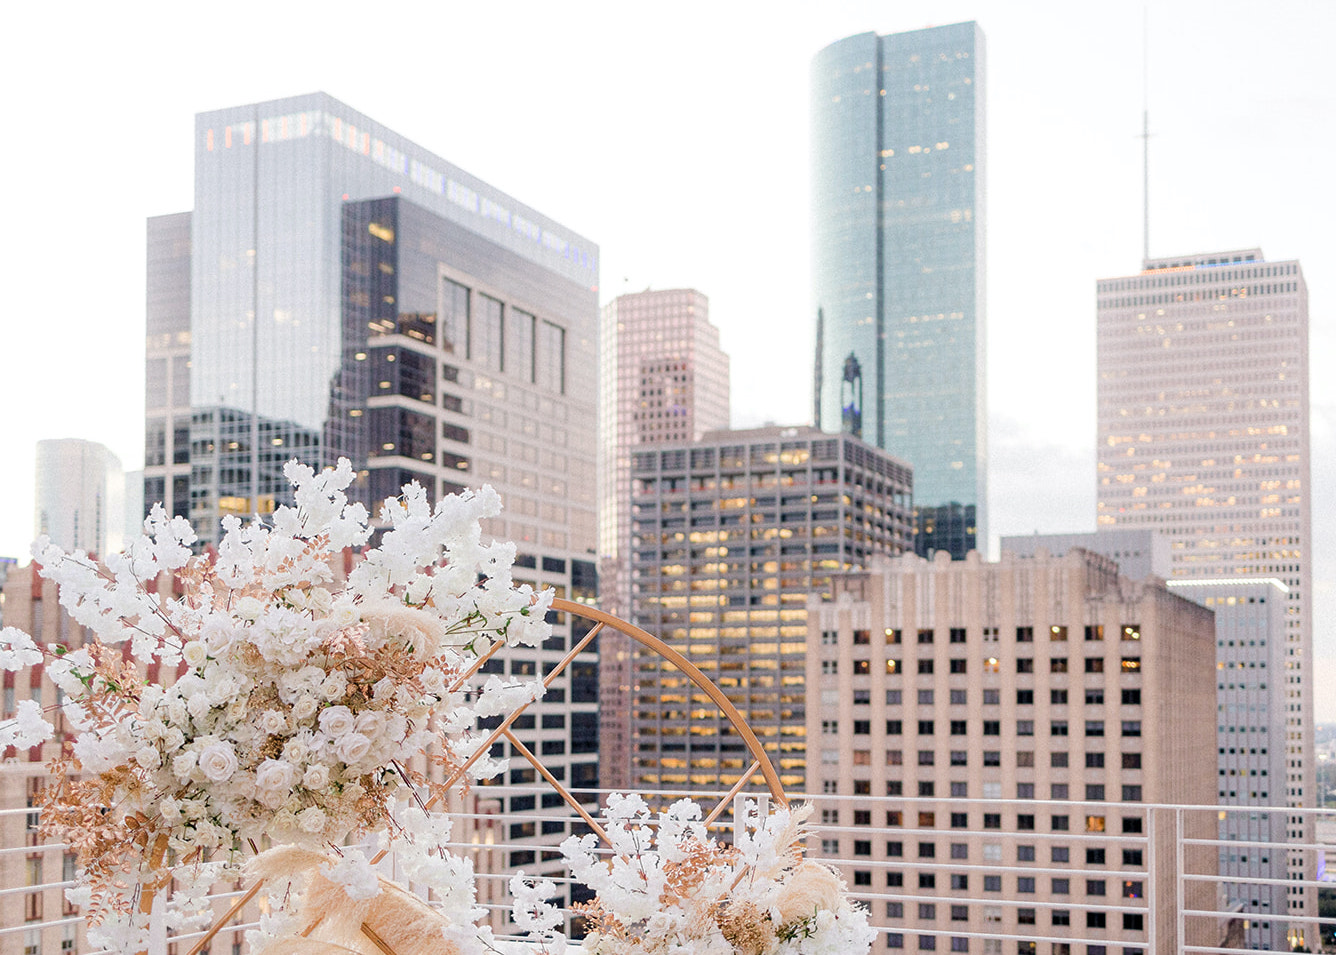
[597,288,730,791]
[1000,530,1170,582]
[1096,248,1314,937]
[807,548,1219,954]
[630,426,913,794]
[1167,578,1294,951]
[32,439,126,558]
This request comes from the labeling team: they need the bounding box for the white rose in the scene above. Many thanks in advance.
[353,711,386,740]
[255,758,297,795]
[160,797,182,824]
[172,751,198,781]
[134,745,161,770]
[198,742,239,782]
[302,763,330,790]
[258,710,287,735]
[333,733,373,765]
[292,696,318,721]
[318,706,355,737]
[308,588,333,614]
[297,807,327,834]
[167,700,188,725]
[320,674,347,701]
[187,694,212,720]
[234,596,265,621]
[182,641,208,668]
[161,728,185,752]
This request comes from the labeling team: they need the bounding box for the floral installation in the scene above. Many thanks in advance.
[553,794,876,955]
[0,460,553,954]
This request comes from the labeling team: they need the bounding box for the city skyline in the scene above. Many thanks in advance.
[1,1,1333,716]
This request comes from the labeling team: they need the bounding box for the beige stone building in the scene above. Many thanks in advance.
[597,288,730,792]
[807,548,1219,954]
[1096,249,1315,937]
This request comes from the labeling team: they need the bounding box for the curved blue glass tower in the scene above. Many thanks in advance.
[811,24,986,558]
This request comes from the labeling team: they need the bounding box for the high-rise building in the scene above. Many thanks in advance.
[1000,530,1170,585]
[1166,577,1294,952]
[807,548,1220,954]
[33,439,127,557]
[146,93,604,912]
[1096,247,1314,936]
[143,211,192,524]
[810,23,987,560]
[166,92,597,539]
[630,426,913,794]
[598,288,730,790]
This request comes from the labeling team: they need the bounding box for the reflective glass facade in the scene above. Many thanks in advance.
[811,24,986,559]
[186,93,597,539]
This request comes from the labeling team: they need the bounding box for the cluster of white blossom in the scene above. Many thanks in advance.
[558,795,876,955]
[0,459,554,952]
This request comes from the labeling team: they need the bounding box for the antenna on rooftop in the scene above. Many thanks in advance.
[1139,7,1151,264]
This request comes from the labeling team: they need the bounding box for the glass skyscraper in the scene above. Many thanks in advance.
[811,23,986,559]
[183,92,597,538]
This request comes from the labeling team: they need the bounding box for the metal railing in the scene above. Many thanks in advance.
[1,794,1332,955]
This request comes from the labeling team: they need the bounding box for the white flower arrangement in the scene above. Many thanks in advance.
[0,460,552,951]
[553,795,876,955]
[0,459,874,955]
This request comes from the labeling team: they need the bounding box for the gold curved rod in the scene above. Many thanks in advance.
[548,598,788,808]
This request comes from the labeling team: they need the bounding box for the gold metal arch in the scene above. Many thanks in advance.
[182,599,787,955]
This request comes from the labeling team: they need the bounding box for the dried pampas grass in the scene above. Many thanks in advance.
[245,847,461,955]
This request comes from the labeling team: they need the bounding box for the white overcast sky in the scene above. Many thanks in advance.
[1,0,1333,714]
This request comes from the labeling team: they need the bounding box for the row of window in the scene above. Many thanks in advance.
[830,625,1142,645]
[838,688,1143,706]
[830,719,1144,738]
[828,657,1143,675]
[888,940,1144,955]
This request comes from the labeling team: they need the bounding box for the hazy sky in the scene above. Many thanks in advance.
[1,1,1332,714]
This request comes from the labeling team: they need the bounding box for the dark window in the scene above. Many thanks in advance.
[1051,721,1068,736]
[1085,658,1104,673]
[918,659,934,674]
[983,814,1001,829]
[1086,913,1106,929]
[984,875,1002,892]
[983,721,1000,736]
[887,720,903,735]
[1017,658,1034,673]
[949,628,967,644]
[1017,689,1034,705]
[1123,914,1144,931]
[918,629,934,644]
[1050,658,1067,673]
[1086,752,1105,768]
[950,720,967,735]
[1016,627,1034,643]
[1086,848,1106,864]
[1121,689,1142,705]
[949,658,967,673]
[919,720,935,735]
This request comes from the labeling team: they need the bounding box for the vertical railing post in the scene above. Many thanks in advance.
[1146,809,1157,953]
[1175,807,1186,955]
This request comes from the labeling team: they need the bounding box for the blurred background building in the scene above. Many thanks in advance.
[1096,248,1315,944]
[597,287,730,790]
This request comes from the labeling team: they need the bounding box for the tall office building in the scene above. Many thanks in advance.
[1096,248,1314,936]
[33,439,127,556]
[144,212,192,522]
[808,548,1219,954]
[630,426,913,794]
[147,93,603,912]
[811,23,986,560]
[1166,578,1294,952]
[598,288,730,790]
[168,92,597,539]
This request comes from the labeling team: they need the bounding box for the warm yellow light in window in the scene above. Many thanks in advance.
[368,222,394,243]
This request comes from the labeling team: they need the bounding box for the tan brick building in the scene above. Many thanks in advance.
[807,548,1219,954]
